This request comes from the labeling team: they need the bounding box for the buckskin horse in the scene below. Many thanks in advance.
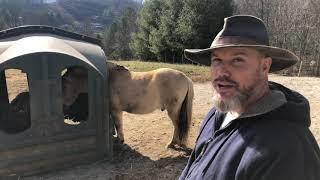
[62,62,194,149]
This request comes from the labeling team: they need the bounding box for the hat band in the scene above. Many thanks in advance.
[211,36,267,47]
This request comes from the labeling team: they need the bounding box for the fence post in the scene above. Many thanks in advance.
[298,60,303,77]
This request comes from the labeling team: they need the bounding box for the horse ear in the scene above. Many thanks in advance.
[107,62,129,71]
[107,62,117,71]
[115,65,129,71]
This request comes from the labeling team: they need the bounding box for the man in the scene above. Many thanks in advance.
[179,15,320,180]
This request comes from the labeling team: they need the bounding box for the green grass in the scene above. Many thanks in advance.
[111,60,211,82]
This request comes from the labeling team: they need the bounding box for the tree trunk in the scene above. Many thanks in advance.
[172,49,175,63]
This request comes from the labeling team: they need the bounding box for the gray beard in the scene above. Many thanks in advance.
[212,87,251,112]
[212,64,264,112]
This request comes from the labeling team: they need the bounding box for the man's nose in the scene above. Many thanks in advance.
[215,63,231,77]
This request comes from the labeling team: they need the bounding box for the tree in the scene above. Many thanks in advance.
[80,18,94,36]
[234,0,320,76]
[0,0,24,28]
[131,0,163,60]
[103,22,119,58]
[177,0,233,49]
[148,0,184,62]
[103,7,138,60]
[131,0,234,62]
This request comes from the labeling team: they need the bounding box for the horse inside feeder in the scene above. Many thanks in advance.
[0,25,112,177]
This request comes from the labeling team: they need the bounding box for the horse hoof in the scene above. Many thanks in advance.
[166,143,192,155]
[166,143,175,149]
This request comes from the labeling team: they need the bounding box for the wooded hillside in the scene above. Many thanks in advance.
[0,0,141,33]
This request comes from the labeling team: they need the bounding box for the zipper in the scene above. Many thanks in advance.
[198,137,213,158]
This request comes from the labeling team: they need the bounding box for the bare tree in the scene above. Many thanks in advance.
[234,0,320,76]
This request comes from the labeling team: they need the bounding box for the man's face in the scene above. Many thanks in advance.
[210,47,272,112]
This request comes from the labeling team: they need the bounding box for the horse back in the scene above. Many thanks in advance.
[153,68,190,93]
[110,67,192,114]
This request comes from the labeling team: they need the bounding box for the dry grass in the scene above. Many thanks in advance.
[112,60,211,83]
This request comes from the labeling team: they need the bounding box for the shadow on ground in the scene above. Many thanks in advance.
[106,142,190,180]
[14,140,190,180]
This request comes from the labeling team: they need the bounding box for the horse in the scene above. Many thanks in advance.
[62,62,194,149]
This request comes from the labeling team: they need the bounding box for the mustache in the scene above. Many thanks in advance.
[213,76,238,85]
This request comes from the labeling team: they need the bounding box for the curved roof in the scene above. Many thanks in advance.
[0,25,107,76]
[0,25,101,46]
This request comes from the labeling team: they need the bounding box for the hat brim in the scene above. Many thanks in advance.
[184,45,299,72]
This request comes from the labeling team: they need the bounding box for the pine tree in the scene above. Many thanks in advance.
[116,7,138,59]
[177,0,234,49]
[103,22,118,59]
[131,0,234,62]
[103,7,138,60]
[149,0,184,62]
[130,0,163,60]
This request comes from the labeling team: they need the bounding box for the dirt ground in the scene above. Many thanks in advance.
[4,73,320,180]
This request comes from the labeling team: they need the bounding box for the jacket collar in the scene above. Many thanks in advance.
[239,87,287,119]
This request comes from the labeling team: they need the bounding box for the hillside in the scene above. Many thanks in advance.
[58,0,141,28]
[22,3,75,26]
[0,0,142,34]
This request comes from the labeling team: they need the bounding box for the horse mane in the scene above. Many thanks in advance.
[107,62,129,72]
[62,62,131,87]
[106,62,131,83]
[65,62,129,76]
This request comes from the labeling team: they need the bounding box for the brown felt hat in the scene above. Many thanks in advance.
[184,15,299,72]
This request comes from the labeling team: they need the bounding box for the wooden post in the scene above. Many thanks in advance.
[298,60,303,77]
[316,55,320,77]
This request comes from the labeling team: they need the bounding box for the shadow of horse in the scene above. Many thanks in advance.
[105,140,192,180]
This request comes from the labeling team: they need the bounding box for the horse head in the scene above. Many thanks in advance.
[62,63,129,106]
[62,67,88,106]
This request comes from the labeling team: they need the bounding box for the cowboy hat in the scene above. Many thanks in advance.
[184,15,299,72]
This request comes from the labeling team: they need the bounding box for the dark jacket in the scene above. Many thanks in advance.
[179,82,320,180]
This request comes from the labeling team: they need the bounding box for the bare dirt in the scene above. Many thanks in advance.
[4,70,320,180]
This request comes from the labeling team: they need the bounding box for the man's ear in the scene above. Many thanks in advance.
[262,57,272,74]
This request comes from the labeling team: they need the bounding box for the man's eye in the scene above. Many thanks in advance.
[211,58,221,65]
[232,58,244,64]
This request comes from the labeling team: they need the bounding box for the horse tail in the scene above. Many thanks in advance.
[178,77,194,144]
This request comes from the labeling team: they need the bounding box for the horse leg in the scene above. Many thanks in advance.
[111,110,124,143]
[166,108,182,149]
[166,86,193,150]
